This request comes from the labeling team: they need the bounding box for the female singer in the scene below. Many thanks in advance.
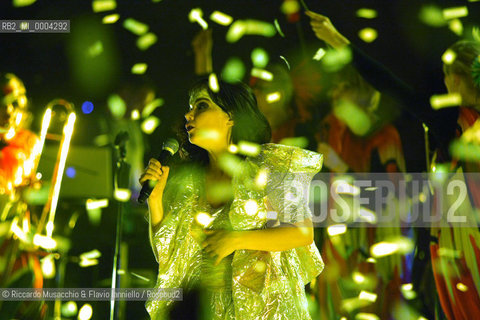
[141,78,324,319]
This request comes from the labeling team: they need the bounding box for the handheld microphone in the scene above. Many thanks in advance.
[137,138,179,203]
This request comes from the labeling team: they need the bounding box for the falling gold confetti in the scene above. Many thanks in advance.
[358,28,378,43]
[356,8,378,19]
[430,93,462,109]
[123,18,149,35]
[92,0,116,13]
[210,11,233,26]
[131,63,148,74]
[266,92,282,103]
[449,19,463,36]
[274,19,285,38]
[442,49,457,65]
[209,73,220,92]
[189,8,208,30]
[102,14,120,24]
[195,212,214,227]
[87,41,103,57]
[238,141,261,156]
[359,291,377,302]
[443,6,468,20]
[251,68,273,81]
[137,33,157,51]
[313,48,326,61]
[141,116,160,134]
[327,224,347,236]
[280,0,300,15]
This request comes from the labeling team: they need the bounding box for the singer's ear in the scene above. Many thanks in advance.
[226,117,234,127]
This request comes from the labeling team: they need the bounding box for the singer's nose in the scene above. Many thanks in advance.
[185,109,194,122]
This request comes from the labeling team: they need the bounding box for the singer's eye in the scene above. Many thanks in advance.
[197,102,208,109]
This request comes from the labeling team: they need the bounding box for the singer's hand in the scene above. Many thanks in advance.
[139,158,170,200]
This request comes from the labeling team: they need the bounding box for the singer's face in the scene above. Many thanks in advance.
[185,90,233,151]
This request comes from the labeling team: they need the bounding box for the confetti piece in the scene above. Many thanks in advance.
[218,153,245,176]
[255,169,268,188]
[210,11,233,26]
[352,272,365,284]
[327,224,347,236]
[274,19,285,38]
[443,6,468,20]
[370,238,414,258]
[33,234,57,250]
[419,5,447,27]
[238,141,261,156]
[333,98,371,135]
[245,20,276,37]
[131,109,140,120]
[209,73,220,92]
[334,180,360,196]
[226,20,246,43]
[279,56,290,70]
[123,18,149,35]
[222,57,246,83]
[189,8,208,30]
[251,68,274,81]
[449,19,463,36]
[430,93,462,109]
[195,212,214,227]
[108,94,126,118]
[441,49,457,65]
[88,41,103,57]
[137,32,157,51]
[281,0,300,15]
[278,136,309,148]
[141,116,160,134]
[356,313,380,320]
[228,144,238,153]
[131,63,148,74]
[92,0,116,13]
[400,283,417,300]
[266,92,281,103]
[321,46,353,72]
[313,48,326,61]
[251,47,269,68]
[358,28,378,43]
[86,199,109,210]
[359,291,377,302]
[359,207,376,224]
[456,283,468,292]
[142,98,164,118]
[244,200,259,215]
[370,242,399,257]
[12,0,36,7]
[356,8,377,19]
[226,20,276,43]
[102,14,120,24]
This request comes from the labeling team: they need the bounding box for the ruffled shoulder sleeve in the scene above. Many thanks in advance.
[255,143,323,224]
[253,143,325,285]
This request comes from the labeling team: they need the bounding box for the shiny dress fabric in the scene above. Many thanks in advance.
[146,144,325,319]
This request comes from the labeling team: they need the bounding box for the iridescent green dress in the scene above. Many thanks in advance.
[146,144,324,319]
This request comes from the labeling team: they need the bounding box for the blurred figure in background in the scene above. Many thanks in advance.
[307,9,480,319]
[0,72,46,319]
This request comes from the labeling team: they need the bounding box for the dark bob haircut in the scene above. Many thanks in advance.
[179,77,272,165]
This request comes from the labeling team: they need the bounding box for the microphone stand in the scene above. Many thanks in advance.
[110,132,130,320]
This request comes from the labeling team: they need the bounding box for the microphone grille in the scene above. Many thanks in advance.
[162,138,180,155]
